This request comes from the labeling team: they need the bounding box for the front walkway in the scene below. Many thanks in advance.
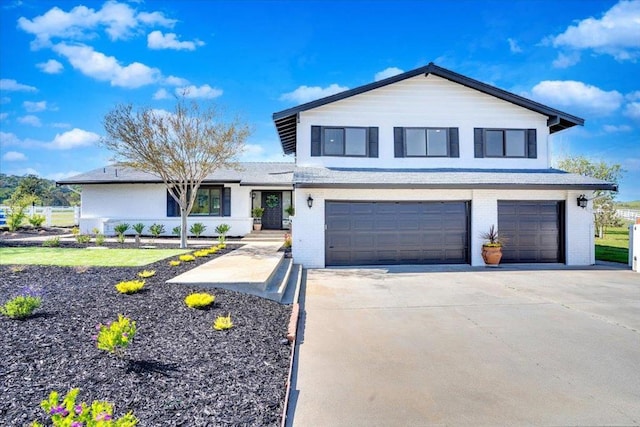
[288,266,640,426]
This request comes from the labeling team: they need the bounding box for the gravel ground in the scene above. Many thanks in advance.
[0,242,292,426]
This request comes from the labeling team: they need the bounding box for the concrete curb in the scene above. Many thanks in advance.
[281,268,304,427]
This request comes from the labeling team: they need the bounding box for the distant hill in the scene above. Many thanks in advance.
[0,173,80,206]
[616,200,640,210]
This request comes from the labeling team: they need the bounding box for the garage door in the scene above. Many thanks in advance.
[498,201,564,263]
[325,201,469,266]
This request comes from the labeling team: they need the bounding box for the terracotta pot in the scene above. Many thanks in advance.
[482,245,503,266]
[253,223,262,231]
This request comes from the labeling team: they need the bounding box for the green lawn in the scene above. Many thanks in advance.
[0,247,190,267]
[595,224,631,264]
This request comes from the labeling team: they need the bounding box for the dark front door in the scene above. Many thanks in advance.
[325,201,470,266]
[498,200,564,263]
[261,192,282,230]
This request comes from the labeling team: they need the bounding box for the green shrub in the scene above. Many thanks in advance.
[113,223,130,236]
[31,388,139,427]
[213,314,233,330]
[137,270,156,278]
[42,236,60,247]
[179,254,195,262]
[189,222,206,237]
[215,223,231,244]
[217,243,226,250]
[96,314,136,357]
[184,292,215,309]
[95,233,106,246]
[115,280,145,294]
[149,223,165,238]
[71,226,80,236]
[28,214,46,227]
[75,234,91,244]
[132,223,145,236]
[172,226,181,236]
[6,194,39,231]
[0,295,42,319]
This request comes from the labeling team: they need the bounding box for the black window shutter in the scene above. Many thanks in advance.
[222,187,231,216]
[166,191,178,217]
[448,128,459,158]
[394,127,404,157]
[474,128,484,158]
[368,127,378,158]
[311,126,321,156]
[527,129,537,158]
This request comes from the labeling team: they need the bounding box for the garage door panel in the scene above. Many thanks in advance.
[498,201,563,263]
[326,201,469,266]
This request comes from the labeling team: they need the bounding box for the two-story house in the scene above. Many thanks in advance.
[273,63,615,268]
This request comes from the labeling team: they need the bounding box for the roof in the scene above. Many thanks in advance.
[57,162,295,187]
[293,167,616,191]
[273,63,585,155]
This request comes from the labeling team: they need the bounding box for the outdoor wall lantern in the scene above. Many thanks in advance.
[251,191,256,200]
[577,194,588,208]
[307,195,314,209]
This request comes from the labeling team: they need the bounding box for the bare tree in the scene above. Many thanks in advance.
[557,156,624,238]
[102,98,250,248]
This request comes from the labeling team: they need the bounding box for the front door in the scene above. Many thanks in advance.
[261,192,282,230]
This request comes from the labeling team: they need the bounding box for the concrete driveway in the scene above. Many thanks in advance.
[287,265,640,426]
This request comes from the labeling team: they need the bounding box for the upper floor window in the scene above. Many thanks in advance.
[394,127,459,158]
[405,128,449,157]
[311,126,378,158]
[474,128,537,159]
[167,186,231,217]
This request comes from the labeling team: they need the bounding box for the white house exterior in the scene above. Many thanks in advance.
[59,163,295,237]
[273,63,615,268]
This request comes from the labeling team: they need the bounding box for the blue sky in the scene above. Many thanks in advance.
[0,0,638,200]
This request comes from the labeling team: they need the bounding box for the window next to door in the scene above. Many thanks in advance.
[166,186,231,217]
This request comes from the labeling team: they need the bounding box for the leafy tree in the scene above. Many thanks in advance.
[101,97,250,248]
[6,193,40,231]
[556,156,624,238]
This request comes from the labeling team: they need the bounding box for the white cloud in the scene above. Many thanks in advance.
[53,42,160,88]
[0,113,7,121]
[548,0,640,61]
[626,90,640,101]
[17,1,177,49]
[624,102,640,120]
[374,67,404,81]
[507,38,522,53]
[23,100,47,112]
[0,131,21,146]
[177,84,223,99]
[46,170,83,181]
[0,78,37,92]
[2,151,27,161]
[531,80,623,116]
[164,75,189,86]
[36,59,64,74]
[242,143,265,157]
[603,124,632,132]
[47,128,100,149]
[18,115,42,127]
[280,83,348,103]
[153,88,171,100]
[147,30,204,51]
[552,52,581,68]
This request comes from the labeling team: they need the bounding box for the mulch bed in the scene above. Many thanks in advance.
[0,241,292,426]
[0,226,72,240]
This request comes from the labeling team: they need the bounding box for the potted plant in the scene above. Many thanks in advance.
[284,204,295,230]
[252,207,264,231]
[480,225,505,266]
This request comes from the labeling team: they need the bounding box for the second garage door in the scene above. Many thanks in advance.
[498,200,564,263]
[325,201,470,266]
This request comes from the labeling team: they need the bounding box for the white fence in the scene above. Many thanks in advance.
[617,209,640,221]
[0,205,79,227]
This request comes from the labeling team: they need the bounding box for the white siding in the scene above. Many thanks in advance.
[292,188,595,268]
[78,183,272,237]
[296,74,550,169]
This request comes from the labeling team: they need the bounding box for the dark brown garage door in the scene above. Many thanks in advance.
[498,201,564,263]
[325,201,470,266]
